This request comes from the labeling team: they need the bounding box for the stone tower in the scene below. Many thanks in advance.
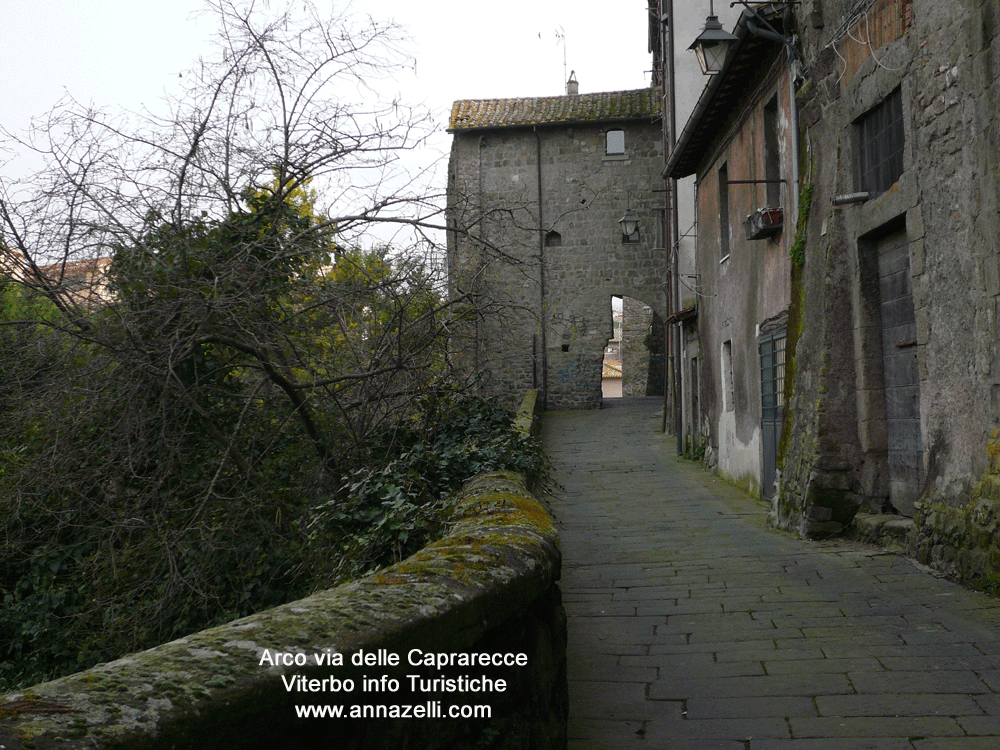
[446,84,665,408]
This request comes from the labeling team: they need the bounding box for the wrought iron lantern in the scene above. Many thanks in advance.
[689,3,738,75]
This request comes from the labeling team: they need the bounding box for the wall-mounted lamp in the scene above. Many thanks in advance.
[689,0,738,75]
[618,207,641,238]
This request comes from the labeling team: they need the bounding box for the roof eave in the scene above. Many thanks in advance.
[664,9,784,180]
[448,87,662,132]
[448,112,662,135]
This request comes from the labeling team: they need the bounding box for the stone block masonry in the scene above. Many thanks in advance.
[0,394,565,750]
[772,0,1000,557]
[447,88,666,410]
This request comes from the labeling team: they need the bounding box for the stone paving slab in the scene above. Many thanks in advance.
[544,398,1000,749]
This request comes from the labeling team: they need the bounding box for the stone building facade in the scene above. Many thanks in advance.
[446,87,665,409]
[776,0,1000,558]
[662,0,1000,580]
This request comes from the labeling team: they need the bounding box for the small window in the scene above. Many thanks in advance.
[545,230,562,247]
[857,88,904,196]
[606,129,625,156]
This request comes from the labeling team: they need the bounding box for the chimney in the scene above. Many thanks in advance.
[566,70,579,96]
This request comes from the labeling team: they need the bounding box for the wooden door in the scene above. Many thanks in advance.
[877,230,923,515]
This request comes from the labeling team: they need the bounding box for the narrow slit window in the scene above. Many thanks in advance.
[722,340,735,412]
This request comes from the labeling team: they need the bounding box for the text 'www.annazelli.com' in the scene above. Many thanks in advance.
[294,702,492,719]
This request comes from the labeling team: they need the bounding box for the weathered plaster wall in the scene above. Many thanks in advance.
[448,114,665,409]
[693,54,795,497]
[718,410,764,499]
[0,400,565,750]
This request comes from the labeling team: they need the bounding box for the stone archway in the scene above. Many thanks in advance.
[546,291,665,409]
[602,298,624,399]
[618,296,665,398]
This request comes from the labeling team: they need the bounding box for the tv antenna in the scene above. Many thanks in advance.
[555,26,567,85]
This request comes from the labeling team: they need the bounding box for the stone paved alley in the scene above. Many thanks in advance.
[543,397,1000,750]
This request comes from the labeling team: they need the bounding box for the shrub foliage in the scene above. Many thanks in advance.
[0,260,544,688]
[0,1,544,690]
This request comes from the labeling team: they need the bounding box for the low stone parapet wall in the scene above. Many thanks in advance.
[1,396,565,750]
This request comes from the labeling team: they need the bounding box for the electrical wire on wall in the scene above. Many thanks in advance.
[846,11,904,72]
[679,273,718,299]
[824,0,880,50]
[824,0,906,83]
[667,218,717,299]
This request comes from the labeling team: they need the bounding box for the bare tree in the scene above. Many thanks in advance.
[0,0,467,445]
[0,0,510,686]
[2,0,445,268]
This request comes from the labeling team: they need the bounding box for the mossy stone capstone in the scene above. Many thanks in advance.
[0,455,565,750]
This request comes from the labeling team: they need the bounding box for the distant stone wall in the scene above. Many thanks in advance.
[621,297,654,397]
[0,398,565,750]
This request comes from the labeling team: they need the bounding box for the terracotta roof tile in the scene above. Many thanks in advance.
[602,360,623,379]
[449,88,661,132]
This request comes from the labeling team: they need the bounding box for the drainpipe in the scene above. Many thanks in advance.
[787,40,801,222]
[534,126,548,403]
[666,0,683,452]
[660,0,672,434]
[476,135,485,377]
[788,60,800,221]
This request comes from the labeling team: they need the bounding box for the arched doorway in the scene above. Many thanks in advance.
[602,296,665,399]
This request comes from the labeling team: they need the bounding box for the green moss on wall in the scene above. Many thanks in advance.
[912,430,1000,586]
[789,181,813,268]
[0,465,562,750]
[776,175,813,473]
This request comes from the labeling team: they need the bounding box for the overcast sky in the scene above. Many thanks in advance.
[1,1,655,179]
[1,0,743,255]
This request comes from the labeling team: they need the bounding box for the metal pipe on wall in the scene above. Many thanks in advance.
[667,0,684,453]
[534,127,548,403]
